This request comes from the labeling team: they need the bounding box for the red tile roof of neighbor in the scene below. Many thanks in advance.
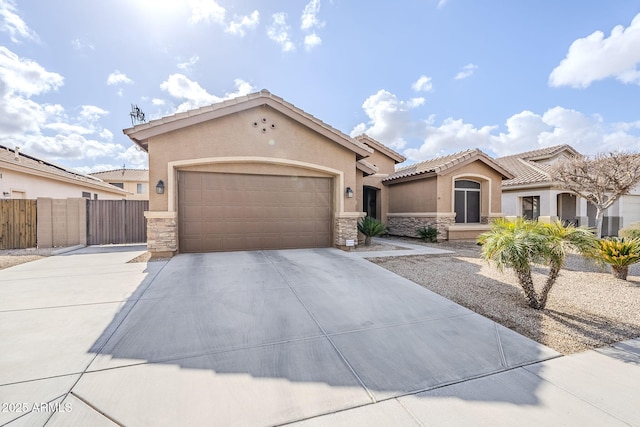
[496,144,579,187]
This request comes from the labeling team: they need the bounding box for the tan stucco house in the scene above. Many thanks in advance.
[90,169,149,200]
[0,145,127,200]
[497,144,640,235]
[124,90,513,256]
[382,149,514,240]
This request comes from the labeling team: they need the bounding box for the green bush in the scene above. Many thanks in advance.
[416,226,438,242]
[357,216,386,246]
[618,222,640,240]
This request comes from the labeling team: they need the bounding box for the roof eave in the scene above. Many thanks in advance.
[123,92,373,158]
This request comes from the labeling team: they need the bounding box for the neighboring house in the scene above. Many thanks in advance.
[0,145,128,200]
[90,169,150,200]
[382,149,514,240]
[123,90,514,256]
[496,144,640,235]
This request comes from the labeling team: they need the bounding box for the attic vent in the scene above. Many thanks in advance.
[253,118,276,133]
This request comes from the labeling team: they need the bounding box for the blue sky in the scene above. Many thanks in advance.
[1,0,640,173]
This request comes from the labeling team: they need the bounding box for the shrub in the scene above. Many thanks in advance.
[619,222,640,240]
[479,218,597,309]
[416,226,438,242]
[594,237,640,280]
[357,216,386,246]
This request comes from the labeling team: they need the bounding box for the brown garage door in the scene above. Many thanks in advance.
[178,172,333,252]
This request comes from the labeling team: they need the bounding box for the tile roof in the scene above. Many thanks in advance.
[383,148,513,182]
[496,144,578,187]
[90,169,149,182]
[354,134,406,163]
[356,159,378,175]
[124,89,373,159]
[0,145,127,194]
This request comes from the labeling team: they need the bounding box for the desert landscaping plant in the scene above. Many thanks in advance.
[618,222,640,240]
[416,226,439,242]
[357,216,386,246]
[478,218,597,310]
[594,237,640,280]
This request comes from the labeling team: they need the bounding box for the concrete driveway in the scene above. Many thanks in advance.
[1,245,639,426]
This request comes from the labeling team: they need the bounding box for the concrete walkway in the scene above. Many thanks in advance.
[0,246,639,426]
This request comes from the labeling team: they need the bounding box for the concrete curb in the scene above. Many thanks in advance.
[51,244,86,255]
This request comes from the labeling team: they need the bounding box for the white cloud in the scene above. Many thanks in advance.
[0,47,63,96]
[227,10,259,36]
[177,55,200,71]
[405,117,496,161]
[160,74,254,112]
[549,13,640,88]
[350,90,426,149]
[188,0,258,37]
[152,98,166,106]
[353,89,640,163]
[71,38,94,51]
[268,13,295,52]
[455,63,478,80]
[188,0,225,25]
[304,33,321,51]
[301,0,323,31]
[0,0,37,43]
[437,0,449,8]
[106,70,133,86]
[412,75,433,92]
[118,144,148,168]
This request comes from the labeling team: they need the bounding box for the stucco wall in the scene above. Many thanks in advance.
[0,169,124,200]
[438,160,505,216]
[387,177,438,213]
[147,106,359,214]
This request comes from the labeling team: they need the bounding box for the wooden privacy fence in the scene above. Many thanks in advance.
[87,200,149,245]
[0,199,37,250]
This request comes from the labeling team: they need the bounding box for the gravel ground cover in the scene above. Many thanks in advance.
[0,248,57,270]
[370,238,640,354]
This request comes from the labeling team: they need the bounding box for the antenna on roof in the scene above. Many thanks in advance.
[130,104,146,126]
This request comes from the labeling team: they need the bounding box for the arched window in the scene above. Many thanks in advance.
[454,180,480,223]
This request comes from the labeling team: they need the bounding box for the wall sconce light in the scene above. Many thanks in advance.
[345,187,354,198]
[155,180,165,194]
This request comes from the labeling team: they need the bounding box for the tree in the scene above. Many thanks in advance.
[551,151,640,238]
[478,218,597,310]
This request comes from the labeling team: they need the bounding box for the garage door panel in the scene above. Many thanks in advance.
[179,172,333,252]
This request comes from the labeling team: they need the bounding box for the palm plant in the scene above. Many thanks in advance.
[478,218,597,310]
[357,216,386,246]
[594,237,640,280]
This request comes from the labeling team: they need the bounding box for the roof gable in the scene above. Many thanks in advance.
[496,144,580,188]
[383,148,514,183]
[124,90,373,159]
[0,145,127,195]
[355,134,406,163]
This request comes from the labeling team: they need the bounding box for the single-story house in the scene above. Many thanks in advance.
[0,145,128,200]
[382,149,514,240]
[123,90,513,256]
[496,144,640,235]
[90,169,150,200]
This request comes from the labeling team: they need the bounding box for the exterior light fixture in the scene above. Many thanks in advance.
[345,187,354,198]
[155,180,165,194]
